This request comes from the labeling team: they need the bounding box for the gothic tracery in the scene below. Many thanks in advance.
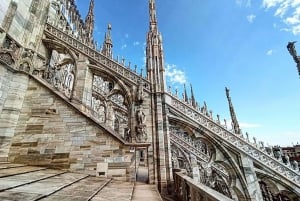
[91,74,128,138]
[170,124,232,198]
[45,49,75,98]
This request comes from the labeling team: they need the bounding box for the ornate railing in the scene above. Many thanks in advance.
[44,23,151,91]
[170,132,229,179]
[173,170,234,201]
[166,93,300,187]
[170,132,210,162]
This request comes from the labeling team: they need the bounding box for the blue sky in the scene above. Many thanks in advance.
[76,0,300,146]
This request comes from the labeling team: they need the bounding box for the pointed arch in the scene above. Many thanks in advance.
[42,38,78,99]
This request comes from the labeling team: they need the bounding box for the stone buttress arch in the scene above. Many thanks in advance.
[167,113,251,200]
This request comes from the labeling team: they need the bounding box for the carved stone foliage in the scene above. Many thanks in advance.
[91,74,128,137]
[42,49,75,98]
[0,37,20,67]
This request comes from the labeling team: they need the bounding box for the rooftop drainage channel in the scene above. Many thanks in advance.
[0,165,27,170]
[0,167,48,178]
[0,171,68,192]
[86,178,112,201]
[33,175,90,201]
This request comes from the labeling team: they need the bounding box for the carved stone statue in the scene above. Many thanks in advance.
[63,64,74,97]
[19,49,34,72]
[245,132,249,142]
[136,108,146,125]
[292,160,299,171]
[135,107,147,142]
[124,128,131,142]
[136,125,147,142]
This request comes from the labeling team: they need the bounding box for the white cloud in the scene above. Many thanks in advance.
[246,0,252,7]
[261,0,300,35]
[240,122,262,128]
[133,41,140,46]
[274,1,290,17]
[266,49,274,55]
[262,0,284,9]
[285,16,300,24]
[291,24,300,34]
[121,44,127,50]
[235,0,242,6]
[247,14,256,23]
[235,0,252,7]
[165,64,187,84]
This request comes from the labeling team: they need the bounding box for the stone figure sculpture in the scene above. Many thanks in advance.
[19,49,34,72]
[136,108,147,142]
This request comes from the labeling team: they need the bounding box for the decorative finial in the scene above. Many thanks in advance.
[225,87,241,134]
[184,84,188,103]
[149,0,157,30]
[102,23,113,58]
[190,83,196,107]
[84,0,95,44]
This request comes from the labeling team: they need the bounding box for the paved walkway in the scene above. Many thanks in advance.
[131,166,163,201]
[0,162,163,201]
[0,163,133,201]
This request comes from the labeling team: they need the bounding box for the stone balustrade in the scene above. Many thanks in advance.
[173,170,234,201]
[44,23,151,91]
[170,132,210,162]
[170,132,229,179]
[166,93,300,187]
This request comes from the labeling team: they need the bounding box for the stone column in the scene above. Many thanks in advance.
[72,54,93,110]
[240,153,263,200]
[0,68,29,161]
[151,92,173,194]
